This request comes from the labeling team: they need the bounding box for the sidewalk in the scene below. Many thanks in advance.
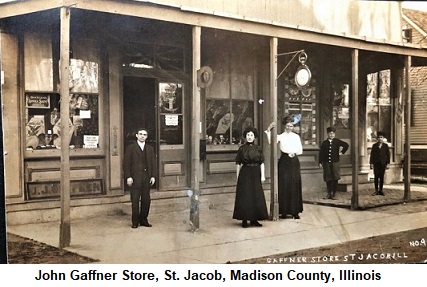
[6,183,427,264]
[304,182,427,209]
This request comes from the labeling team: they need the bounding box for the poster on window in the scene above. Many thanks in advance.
[159,82,182,113]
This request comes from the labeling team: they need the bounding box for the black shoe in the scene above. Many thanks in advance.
[279,215,287,219]
[379,191,385,196]
[140,222,152,227]
[324,193,332,199]
[131,224,138,229]
[250,221,262,227]
[372,192,379,196]
[242,220,248,228]
[293,215,300,219]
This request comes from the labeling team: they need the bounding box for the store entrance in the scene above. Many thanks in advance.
[123,76,158,185]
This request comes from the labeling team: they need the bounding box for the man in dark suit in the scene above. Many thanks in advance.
[369,131,390,196]
[124,128,157,228]
[319,127,349,199]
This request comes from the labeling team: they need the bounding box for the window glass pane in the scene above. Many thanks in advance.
[379,70,391,105]
[366,70,391,143]
[284,75,318,147]
[231,74,253,100]
[206,99,231,145]
[25,93,100,150]
[160,114,183,145]
[232,100,254,144]
[70,39,99,93]
[367,104,379,142]
[332,84,350,129]
[159,82,184,145]
[69,94,99,148]
[24,34,53,91]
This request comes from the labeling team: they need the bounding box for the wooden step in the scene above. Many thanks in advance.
[337,181,372,192]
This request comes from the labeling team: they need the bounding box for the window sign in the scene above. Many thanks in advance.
[84,135,99,148]
[26,93,50,109]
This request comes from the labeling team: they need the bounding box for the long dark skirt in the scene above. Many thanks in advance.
[278,153,303,216]
[233,165,269,221]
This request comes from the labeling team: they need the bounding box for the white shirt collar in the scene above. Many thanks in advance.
[137,141,145,150]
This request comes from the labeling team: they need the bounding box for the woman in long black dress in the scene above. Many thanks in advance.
[233,127,269,228]
[266,116,303,219]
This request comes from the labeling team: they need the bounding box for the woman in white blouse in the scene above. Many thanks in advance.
[266,116,303,219]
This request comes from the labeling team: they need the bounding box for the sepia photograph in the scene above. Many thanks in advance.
[1,0,426,269]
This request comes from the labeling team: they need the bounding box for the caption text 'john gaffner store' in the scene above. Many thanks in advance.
[1,0,426,224]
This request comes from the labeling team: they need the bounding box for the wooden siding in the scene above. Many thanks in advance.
[131,0,403,43]
[410,66,427,145]
[1,0,403,43]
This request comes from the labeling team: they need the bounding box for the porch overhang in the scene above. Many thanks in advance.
[1,0,426,60]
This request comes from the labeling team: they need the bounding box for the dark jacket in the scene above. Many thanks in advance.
[369,142,390,165]
[124,142,157,189]
[319,138,349,164]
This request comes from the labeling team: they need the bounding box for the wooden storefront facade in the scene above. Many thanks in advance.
[1,0,426,224]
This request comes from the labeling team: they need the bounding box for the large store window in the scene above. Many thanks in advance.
[206,99,254,145]
[283,76,317,147]
[24,35,100,151]
[366,70,391,143]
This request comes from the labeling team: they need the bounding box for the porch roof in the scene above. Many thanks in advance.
[0,0,426,61]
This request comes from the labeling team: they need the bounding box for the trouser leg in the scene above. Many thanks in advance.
[139,187,151,223]
[130,189,142,225]
[326,181,332,198]
[332,180,338,198]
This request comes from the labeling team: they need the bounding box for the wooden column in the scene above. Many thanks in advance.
[404,56,411,201]
[190,26,201,229]
[269,37,279,220]
[59,6,71,248]
[351,49,359,210]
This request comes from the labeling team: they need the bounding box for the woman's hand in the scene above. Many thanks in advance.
[267,122,276,131]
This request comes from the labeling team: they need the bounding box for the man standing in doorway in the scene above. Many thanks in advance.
[319,127,349,199]
[124,128,156,229]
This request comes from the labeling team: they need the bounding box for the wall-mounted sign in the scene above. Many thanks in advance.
[27,179,103,199]
[26,93,50,109]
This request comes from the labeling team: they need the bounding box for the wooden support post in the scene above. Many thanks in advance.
[351,49,359,210]
[190,26,201,230]
[269,37,279,220]
[404,56,411,201]
[59,6,71,248]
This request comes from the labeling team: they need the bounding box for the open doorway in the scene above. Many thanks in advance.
[123,76,157,162]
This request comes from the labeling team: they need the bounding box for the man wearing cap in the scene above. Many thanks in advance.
[369,131,390,196]
[319,127,349,199]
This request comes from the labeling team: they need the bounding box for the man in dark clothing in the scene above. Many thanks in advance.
[369,131,390,196]
[319,127,349,199]
[124,128,157,229]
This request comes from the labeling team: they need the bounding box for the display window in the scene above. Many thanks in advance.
[23,34,100,153]
[205,99,254,145]
[366,70,391,143]
[284,76,318,147]
[25,93,99,150]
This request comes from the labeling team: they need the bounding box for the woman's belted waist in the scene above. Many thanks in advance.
[243,163,260,167]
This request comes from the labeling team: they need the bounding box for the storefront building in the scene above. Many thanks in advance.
[1,0,426,224]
